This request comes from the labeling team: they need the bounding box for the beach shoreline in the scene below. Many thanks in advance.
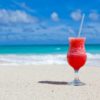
[0,64,99,100]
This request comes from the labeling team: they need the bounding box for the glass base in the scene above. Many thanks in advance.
[68,79,85,86]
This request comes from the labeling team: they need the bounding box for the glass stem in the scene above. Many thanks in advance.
[74,70,79,80]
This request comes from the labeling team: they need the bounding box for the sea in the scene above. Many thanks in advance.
[0,45,100,67]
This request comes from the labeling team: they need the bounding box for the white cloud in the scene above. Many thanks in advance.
[70,9,82,21]
[0,9,100,44]
[81,22,100,38]
[89,11,99,21]
[51,12,59,21]
[67,27,75,34]
[0,9,38,24]
[13,1,36,13]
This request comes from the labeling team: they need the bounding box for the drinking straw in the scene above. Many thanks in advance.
[78,14,85,37]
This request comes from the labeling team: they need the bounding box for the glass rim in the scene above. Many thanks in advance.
[68,37,86,40]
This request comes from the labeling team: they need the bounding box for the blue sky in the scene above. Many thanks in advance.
[0,0,100,44]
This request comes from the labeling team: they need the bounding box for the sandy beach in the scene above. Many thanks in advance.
[0,64,99,100]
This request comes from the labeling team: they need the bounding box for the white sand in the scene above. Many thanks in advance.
[0,64,99,100]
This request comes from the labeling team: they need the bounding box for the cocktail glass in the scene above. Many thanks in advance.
[67,37,87,86]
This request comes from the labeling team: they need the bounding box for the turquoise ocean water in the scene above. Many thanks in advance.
[0,45,99,66]
[0,45,99,54]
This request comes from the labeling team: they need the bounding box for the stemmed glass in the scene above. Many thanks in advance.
[67,37,87,86]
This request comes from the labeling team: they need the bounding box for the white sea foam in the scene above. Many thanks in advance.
[0,53,99,66]
[87,53,100,59]
[0,54,66,65]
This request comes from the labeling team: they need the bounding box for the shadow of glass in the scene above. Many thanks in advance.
[38,80,68,85]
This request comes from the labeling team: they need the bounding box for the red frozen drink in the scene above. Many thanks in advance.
[67,37,87,86]
[67,37,87,71]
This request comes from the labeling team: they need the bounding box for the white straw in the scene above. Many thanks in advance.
[78,14,85,37]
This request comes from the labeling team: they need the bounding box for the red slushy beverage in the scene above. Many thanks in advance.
[67,37,87,71]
